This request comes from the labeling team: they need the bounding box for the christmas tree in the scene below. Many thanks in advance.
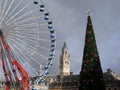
[79,14,105,90]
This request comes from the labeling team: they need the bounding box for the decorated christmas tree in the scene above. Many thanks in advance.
[79,14,105,90]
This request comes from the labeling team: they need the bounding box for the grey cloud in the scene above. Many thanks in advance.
[43,0,120,75]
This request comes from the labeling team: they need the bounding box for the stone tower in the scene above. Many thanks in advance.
[60,42,71,77]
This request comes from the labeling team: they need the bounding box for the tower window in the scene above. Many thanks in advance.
[65,51,67,54]
[65,61,69,65]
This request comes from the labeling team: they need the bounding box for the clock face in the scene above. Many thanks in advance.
[65,61,69,65]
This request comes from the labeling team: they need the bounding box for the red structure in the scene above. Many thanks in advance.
[0,30,30,90]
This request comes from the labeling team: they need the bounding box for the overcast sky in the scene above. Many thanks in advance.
[42,0,120,75]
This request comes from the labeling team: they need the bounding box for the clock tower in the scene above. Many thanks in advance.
[60,42,71,77]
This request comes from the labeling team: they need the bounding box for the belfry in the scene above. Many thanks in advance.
[59,42,71,77]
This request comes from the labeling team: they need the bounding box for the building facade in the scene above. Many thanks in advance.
[46,70,120,90]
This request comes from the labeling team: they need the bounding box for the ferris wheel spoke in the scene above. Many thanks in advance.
[2,51,15,80]
[15,50,39,69]
[13,44,47,70]
[11,46,39,74]
[1,0,14,23]
[12,33,49,43]
[3,0,24,23]
[12,15,45,26]
[11,44,33,62]
[13,31,39,38]
[15,35,39,42]
[4,1,32,25]
[14,28,47,33]
[12,41,37,62]
[14,44,43,61]
[13,28,49,34]
[6,8,40,26]
[11,22,48,28]
[0,0,3,15]
[13,38,38,53]
[37,45,50,53]
[18,36,50,43]
[8,22,48,29]
[0,64,5,80]
[0,0,8,20]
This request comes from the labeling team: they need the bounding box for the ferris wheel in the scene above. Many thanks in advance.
[0,0,55,89]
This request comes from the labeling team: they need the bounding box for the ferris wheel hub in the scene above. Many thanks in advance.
[0,22,4,33]
[0,29,3,36]
[0,23,2,30]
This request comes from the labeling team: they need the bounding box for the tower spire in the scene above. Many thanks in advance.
[79,15,105,90]
[60,42,71,77]
[63,42,67,47]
